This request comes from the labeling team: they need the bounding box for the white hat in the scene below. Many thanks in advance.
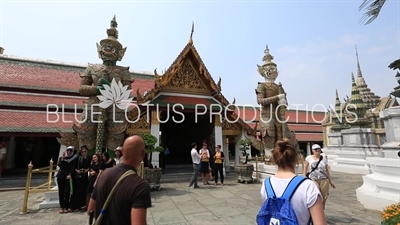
[115,146,122,151]
[66,146,75,151]
[311,144,321,150]
[312,144,323,153]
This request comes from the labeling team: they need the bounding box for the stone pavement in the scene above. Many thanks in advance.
[0,171,382,225]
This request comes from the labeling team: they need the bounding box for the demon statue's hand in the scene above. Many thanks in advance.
[96,78,111,94]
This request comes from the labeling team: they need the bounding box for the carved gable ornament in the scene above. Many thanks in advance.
[164,59,208,93]
[222,119,242,135]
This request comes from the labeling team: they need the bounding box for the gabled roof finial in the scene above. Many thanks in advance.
[188,21,194,45]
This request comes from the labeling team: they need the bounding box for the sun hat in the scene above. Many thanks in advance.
[312,144,323,153]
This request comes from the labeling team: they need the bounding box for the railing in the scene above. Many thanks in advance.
[138,161,144,178]
[242,154,305,183]
[20,159,58,214]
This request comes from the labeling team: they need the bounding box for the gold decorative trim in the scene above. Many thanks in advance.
[126,113,150,135]
[222,130,242,136]
[214,114,222,127]
[161,87,212,95]
[126,129,151,136]
[151,111,160,125]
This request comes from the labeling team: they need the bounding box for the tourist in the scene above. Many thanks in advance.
[304,144,336,210]
[70,145,91,212]
[94,151,116,187]
[199,143,210,185]
[189,142,201,189]
[57,146,78,214]
[259,139,327,224]
[88,135,151,225]
[213,145,224,186]
[114,146,123,165]
[87,154,101,208]
[0,140,7,178]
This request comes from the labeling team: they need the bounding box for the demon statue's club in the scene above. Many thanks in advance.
[254,45,298,153]
[72,16,134,153]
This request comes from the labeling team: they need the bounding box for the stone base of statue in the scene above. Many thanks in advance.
[330,128,380,175]
[356,107,400,211]
[39,145,65,209]
[38,186,59,209]
[251,162,304,183]
[323,132,343,165]
[144,168,162,190]
[356,157,400,211]
[235,164,254,184]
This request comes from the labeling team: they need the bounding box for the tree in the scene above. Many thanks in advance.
[359,0,387,25]
[142,133,164,168]
[359,1,400,72]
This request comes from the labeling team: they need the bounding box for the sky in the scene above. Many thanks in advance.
[1,0,399,111]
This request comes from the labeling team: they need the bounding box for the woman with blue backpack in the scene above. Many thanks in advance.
[256,139,327,225]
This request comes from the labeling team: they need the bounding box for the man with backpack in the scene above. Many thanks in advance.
[257,139,327,225]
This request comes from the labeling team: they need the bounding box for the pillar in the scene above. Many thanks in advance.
[223,136,230,172]
[4,136,16,169]
[306,142,311,156]
[214,115,223,150]
[55,144,67,185]
[150,110,160,168]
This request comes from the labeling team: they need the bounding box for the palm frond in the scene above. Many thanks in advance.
[358,0,387,25]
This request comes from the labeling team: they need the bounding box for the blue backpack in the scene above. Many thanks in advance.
[256,175,309,225]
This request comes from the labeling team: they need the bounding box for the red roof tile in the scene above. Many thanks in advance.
[0,110,76,133]
[0,63,154,95]
[294,133,323,141]
[0,63,81,92]
[288,124,323,132]
[0,92,87,107]
[234,108,325,124]
[131,78,155,96]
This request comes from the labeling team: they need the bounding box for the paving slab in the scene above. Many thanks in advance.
[0,171,382,225]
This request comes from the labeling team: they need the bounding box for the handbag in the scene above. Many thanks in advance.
[93,169,136,225]
[306,155,323,178]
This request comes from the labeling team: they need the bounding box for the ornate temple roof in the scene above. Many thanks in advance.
[349,72,367,110]
[354,46,381,109]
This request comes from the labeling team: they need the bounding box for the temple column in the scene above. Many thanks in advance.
[214,115,223,149]
[4,136,16,169]
[223,136,230,172]
[306,142,311,156]
[150,111,160,168]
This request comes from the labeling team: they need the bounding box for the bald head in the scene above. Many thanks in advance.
[121,135,145,167]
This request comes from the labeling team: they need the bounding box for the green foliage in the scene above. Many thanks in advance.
[239,139,252,156]
[142,133,164,154]
[239,139,252,164]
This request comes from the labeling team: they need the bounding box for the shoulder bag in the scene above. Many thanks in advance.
[306,156,323,178]
[93,169,136,225]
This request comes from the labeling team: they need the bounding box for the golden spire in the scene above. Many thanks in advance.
[188,21,194,45]
[100,15,122,49]
[262,44,276,66]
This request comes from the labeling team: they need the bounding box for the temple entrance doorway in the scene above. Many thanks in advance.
[159,111,214,166]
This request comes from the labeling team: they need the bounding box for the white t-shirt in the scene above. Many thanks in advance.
[199,149,210,159]
[0,147,7,155]
[114,157,123,165]
[260,176,322,225]
[191,148,201,164]
[306,155,328,180]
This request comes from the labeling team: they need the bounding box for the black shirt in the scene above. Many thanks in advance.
[92,164,152,225]
[56,155,78,178]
